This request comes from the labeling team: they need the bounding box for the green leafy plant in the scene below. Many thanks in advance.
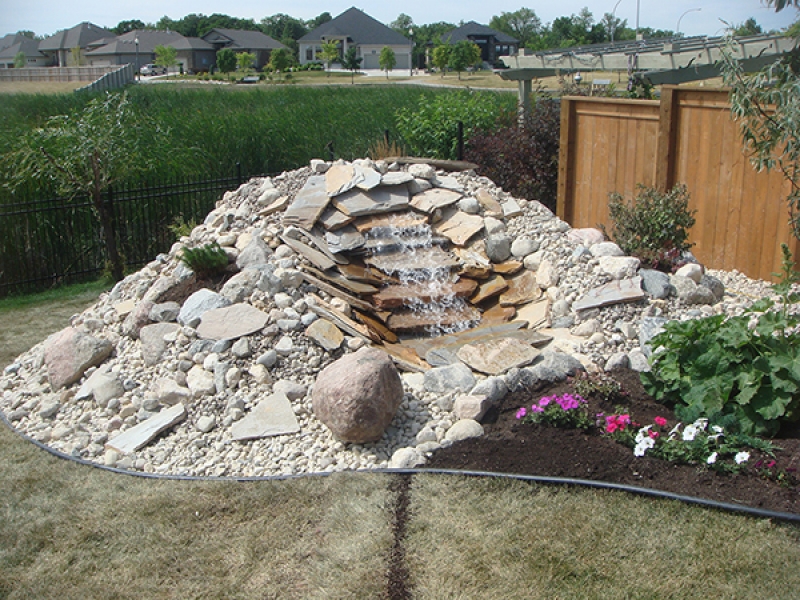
[168,216,197,240]
[570,370,626,403]
[640,256,800,437]
[180,242,229,278]
[515,393,593,430]
[601,184,696,271]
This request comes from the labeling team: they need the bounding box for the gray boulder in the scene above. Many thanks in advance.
[640,269,675,299]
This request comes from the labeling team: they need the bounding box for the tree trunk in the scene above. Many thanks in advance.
[91,151,124,281]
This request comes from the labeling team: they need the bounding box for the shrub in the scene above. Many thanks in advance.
[601,183,696,271]
[179,242,229,277]
[394,90,513,160]
[465,98,560,212]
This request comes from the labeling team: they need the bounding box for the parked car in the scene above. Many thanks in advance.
[140,64,167,76]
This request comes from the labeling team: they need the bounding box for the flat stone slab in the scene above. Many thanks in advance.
[499,271,542,306]
[456,337,540,375]
[325,226,365,253]
[475,189,503,218]
[365,245,459,274]
[387,305,481,334]
[283,176,329,230]
[433,210,485,246]
[471,275,509,304]
[410,188,463,214]
[516,298,550,329]
[106,403,186,454]
[326,164,361,196]
[331,186,410,217]
[279,235,336,271]
[480,304,517,324]
[370,278,478,310]
[196,303,269,341]
[355,166,382,190]
[572,276,645,311]
[380,172,414,186]
[230,392,300,441]
[306,319,344,350]
[304,267,378,296]
[353,211,428,233]
[319,207,355,231]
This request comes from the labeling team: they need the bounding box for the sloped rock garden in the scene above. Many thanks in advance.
[1,157,797,515]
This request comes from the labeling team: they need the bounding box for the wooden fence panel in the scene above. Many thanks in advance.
[557,87,797,281]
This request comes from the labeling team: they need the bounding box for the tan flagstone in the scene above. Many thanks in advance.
[499,271,542,306]
[196,303,269,341]
[410,188,463,214]
[283,175,329,230]
[230,392,300,441]
[433,209,485,246]
[106,403,186,454]
[516,298,550,329]
[326,164,361,196]
[470,275,509,304]
[456,337,539,375]
[331,186,410,217]
[305,319,344,351]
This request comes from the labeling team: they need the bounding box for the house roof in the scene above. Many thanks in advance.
[86,30,195,56]
[0,37,45,60]
[299,7,408,46]
[0,33,28,52]
[203,28,286,51]
[444,21,518,45]
[38,22,113,51]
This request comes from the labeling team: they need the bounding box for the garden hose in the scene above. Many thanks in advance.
[2,412,798,524]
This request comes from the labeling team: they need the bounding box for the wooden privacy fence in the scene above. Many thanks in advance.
[556,86,795,282]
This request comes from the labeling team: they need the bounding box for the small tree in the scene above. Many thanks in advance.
[341,46,362,84]
[154,44,178,76]
[720,2,800,237]
[320,40,340,76]
[236,51,256,74]
[13,51,25,69]
[268,48,290,78]
[1,92,172,281]
[449,40,481,80]
[431,44,451,77]
[69,46,83,66]
[216,48,236,73]
[379,46,396,78]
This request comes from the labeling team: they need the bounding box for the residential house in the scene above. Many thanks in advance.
[0,34,48,68]
[298,7,411,70]
[202,28,286,70]
[38,22,115,67]
[442,22,519,65]
[85,30,215,74]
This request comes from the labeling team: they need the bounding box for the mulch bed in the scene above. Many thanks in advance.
[426,368,800,516]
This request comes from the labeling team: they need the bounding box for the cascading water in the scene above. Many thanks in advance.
[366,219,480,336]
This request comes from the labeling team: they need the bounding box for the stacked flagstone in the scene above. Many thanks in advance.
[0,157,773,476]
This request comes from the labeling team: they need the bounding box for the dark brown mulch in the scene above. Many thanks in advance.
[426,368,800,516]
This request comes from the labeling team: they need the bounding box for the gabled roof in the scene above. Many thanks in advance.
[299,7,408,46]
[203,28,286,51]
[86,30,192,56]
[444,21,518,45]
[38,22,113,51]
[0,37,44,60]
[0,33,29,52]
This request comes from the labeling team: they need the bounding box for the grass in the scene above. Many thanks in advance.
[0,81,85,94]
[406,475,800,598]
[0,279,111,368]
[2,288,800,597]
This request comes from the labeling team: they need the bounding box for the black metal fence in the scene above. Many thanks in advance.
[0,165,258,297]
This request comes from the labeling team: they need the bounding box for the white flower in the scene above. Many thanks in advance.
[693,418,709,431]
[735,451,750,465]
[635,425,652,443]
[634,437,656,457]
[682,424,698,441]
[707,452,718,465]
[668,423,682,441]
[711,425,724,434]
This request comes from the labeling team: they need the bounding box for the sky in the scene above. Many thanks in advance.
[1,0,797,39]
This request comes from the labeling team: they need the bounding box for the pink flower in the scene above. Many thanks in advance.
[654,416,667,427]
[530,405,544,413]
[515,407,527,419]
[648,430,659,439]
[539,396,552,407]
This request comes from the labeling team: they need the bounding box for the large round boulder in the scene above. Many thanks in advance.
[311,347,404,443]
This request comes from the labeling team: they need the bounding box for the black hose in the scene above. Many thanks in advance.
[3,412,799,524]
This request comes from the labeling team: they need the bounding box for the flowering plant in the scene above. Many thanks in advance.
[601,412,777,473]
[516,393,592,430]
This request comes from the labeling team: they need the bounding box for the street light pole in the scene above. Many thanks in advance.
[611,0,623,43]
[408,28,414,76]
[676,8,701,37]
[635,0,641,39]
[135,35,139,81]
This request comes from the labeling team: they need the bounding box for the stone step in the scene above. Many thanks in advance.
[365,245,460,275]
[370,278,478,310]
[387,305,481,335]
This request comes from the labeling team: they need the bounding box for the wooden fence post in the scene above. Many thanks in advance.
[655,86,678,192]
[556,97,576,223]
